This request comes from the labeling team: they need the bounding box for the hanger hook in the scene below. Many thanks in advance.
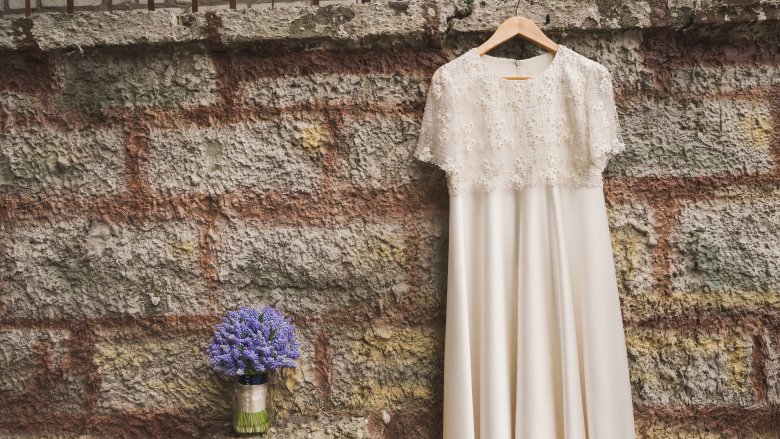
[515,0,521,16]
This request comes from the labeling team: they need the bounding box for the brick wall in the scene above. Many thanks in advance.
[0,1,778,437]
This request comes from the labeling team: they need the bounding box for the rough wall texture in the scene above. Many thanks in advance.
[0,0,779,438]
[0,0,352,17]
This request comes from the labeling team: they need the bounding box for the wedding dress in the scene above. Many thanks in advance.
[414,45,637,439]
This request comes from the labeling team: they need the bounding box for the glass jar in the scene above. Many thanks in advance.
[233,373,271,435]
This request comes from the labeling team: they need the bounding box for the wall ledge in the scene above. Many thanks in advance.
[0,0,777,54]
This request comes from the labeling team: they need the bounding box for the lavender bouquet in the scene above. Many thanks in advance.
[207,306,301,434]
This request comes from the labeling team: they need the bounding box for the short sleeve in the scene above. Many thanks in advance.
[587,65,626,171]
[414,68,452,171]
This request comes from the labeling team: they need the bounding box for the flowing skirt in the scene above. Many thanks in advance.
[442,185,636,439]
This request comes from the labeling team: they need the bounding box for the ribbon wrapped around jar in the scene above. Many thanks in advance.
[233,374,270,434]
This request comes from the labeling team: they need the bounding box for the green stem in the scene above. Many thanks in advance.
[233,409,270,434]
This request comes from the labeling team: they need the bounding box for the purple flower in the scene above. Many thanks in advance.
[207,306,301,377]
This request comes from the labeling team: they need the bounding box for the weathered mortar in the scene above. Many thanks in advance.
[1,0,779,437]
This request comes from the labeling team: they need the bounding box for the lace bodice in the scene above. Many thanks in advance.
[414,45,626,195]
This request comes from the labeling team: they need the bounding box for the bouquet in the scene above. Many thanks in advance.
[207,306,301,434]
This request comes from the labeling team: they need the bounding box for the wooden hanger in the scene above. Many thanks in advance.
[476,2,559,80]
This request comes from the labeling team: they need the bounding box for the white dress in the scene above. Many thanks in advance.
[414,45,636,439]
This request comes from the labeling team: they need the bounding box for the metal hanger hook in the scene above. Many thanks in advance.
[515,0,522,16]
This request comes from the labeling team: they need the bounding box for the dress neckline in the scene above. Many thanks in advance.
[468,45,567,84]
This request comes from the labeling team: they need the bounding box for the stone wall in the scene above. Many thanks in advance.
[1,0,350,16]
[0,0,779,437]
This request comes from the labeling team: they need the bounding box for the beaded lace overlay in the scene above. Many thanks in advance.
[414,45,626,195]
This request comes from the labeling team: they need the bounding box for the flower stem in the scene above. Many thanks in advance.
[233,409,270,434]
